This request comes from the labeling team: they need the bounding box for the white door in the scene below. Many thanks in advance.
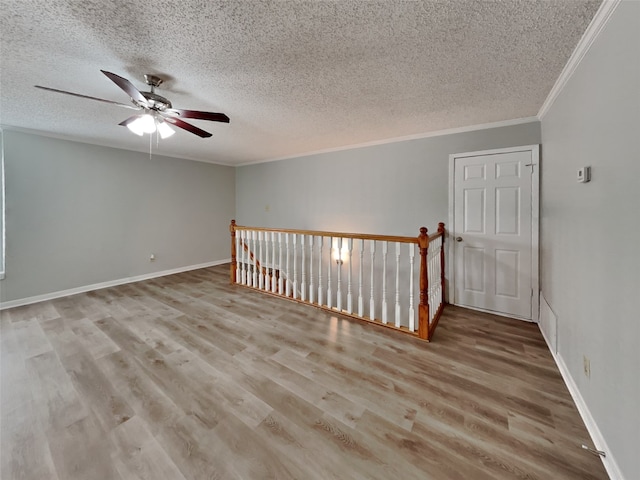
[450,146,539,321]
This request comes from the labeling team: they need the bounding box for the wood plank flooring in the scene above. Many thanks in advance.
[1,264,609,479]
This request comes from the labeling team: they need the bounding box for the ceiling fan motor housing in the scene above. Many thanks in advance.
[141,74,171,110]
[141,91,172,111]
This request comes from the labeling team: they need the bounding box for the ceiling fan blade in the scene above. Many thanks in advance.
[101,70,149,106]
[118,115,142,126]
[166,108,230,123]
[162,116,212,138]
[34,85,140,109]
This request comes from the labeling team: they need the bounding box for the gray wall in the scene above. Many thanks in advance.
[540,1,639,478]
[236,122,540,236]
[0,130,5,277]
[0,131,235,303]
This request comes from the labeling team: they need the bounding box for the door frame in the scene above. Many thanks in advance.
[447,145,540,322]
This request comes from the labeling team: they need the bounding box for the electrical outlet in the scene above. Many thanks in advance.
[149,253,156,262]
[577,166,591,183]
[583,355,591,379]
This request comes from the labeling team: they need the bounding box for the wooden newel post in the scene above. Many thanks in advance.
[230,219,237,284]
[417,227,430,340]
[438,222,446,304]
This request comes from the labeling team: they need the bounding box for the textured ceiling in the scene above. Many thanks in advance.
[0,0,602,165]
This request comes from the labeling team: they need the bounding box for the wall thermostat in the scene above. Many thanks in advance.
[577,166,591,183]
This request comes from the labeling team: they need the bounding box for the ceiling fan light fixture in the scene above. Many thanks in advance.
[157,120,175,139]
[139,113,157,134]
[126,116,146,136]
[126,113,156,135]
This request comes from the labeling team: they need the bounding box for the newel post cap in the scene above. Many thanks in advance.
[417,227,429,249]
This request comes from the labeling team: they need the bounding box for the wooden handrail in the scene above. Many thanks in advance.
[234,223,443,244]
[229,220,446,342]
[233,224,419,244]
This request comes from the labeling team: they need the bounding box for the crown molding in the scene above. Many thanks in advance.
[537,0,622,120]
[238,116,539,167]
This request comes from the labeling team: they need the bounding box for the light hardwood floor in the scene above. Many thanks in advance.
[1,264,609,479]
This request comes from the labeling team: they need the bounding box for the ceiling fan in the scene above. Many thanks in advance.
[35,70,229,138]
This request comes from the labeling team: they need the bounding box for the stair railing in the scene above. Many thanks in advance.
[229,220,446,341]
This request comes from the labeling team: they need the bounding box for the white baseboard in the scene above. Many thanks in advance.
[0,259,231,310]
[539,325,625,480]
[539,294,557,353]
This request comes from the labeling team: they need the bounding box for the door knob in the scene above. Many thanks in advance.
[456,236,463,242]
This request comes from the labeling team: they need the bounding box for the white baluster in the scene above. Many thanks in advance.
[395,242,401,328]
[436,237,442,302]
[327,236,333,309]
[252,230,258,287]
[292,233,298,299]
[309,236,315,303]
[258,231,264,290]
[236,230,244,284]
[285,233,291,297]
[278,232,284,294]
[263,231,270,291]
[346,238,353,314]
[358,239,364,317]
[434,241,438,319]
[429,239,438,321]
[427,242,431,320]
[382,241,388,324]
[409,243,415,332]
[301,235,306,301]
[318,237,324,306]
[246,230,251,286]
[239,230,244,284]
[271,232,277,293]
[243,230,249,286]
[436,238,442,311]
[336,237,343,311]
[369,240,376,319]
[235,230,241,284]
[425,243,429,320]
